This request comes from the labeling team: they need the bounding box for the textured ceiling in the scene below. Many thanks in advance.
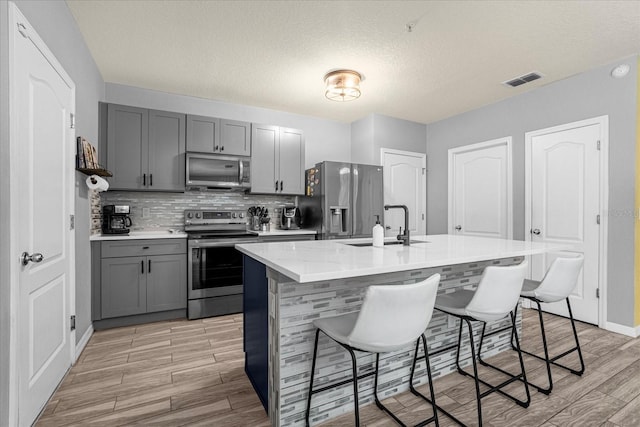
[66,0,640,124]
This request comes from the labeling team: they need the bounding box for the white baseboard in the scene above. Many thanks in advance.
[605,321,640,338]
[74,324,93,363]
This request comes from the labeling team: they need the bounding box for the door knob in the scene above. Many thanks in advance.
[455,225,462,231]
[531,228,541,235]
[21,252,44,266]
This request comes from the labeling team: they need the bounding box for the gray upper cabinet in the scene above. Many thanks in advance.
[149,110,186,191]
[220,119,250,156]
[279,128,305,195]
[250,124,279,194]
[186,114,219,153]
[104,103,185,192]
[187,115,250,156]
[106,104,148,190]
[250,124,304,195]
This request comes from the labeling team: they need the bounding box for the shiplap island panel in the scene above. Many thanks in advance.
[237,235,568,427]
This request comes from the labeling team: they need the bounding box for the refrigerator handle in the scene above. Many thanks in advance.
[351,165,357,235]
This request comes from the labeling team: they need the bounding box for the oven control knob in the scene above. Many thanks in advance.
[239,212,245,218]
[232,212,237,218]
[195,212,202,219]
[187,212,193,219]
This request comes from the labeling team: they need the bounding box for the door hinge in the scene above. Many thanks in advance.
[70,214,75,230]
[70,315,76,331]
[17,23,28,38]
[596,214,600,225]
[596,288,600,299]
[70,113,75,129]
[597,140,601,150]
[422,168,426,175]
[422,213,425,220]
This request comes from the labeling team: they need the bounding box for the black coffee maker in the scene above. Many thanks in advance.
[102,205,132,234]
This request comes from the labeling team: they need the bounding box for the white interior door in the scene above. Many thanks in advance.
[11,4,76,424]
[381,149,426,237]
[448,137,513,239]
[526,118,605,325]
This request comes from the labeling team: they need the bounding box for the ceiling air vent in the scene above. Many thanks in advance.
[503,72,543,88]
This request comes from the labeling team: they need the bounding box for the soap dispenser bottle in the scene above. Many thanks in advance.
[372,215,384,247]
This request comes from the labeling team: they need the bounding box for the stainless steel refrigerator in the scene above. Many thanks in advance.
[299,161,384,239]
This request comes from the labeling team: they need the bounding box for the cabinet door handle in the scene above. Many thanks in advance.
[141,260,144,274]
[143,174,146,186]
[280,181,283,191]
[150,174,153,186]
[275,180,278,191]
[142,246,149,249]
[215,145,219,151]
[220,145,224,151]
[148,259,151,273]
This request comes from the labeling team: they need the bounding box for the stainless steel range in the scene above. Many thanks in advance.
[185,209,258,319]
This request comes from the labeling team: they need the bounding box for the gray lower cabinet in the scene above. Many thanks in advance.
[101,256,147,318]
[250,124,304,195]
[103,103,185,192]
[94,239,187,323]
[146,254,187,313]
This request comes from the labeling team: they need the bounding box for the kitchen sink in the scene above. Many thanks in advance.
[345,240,426,247]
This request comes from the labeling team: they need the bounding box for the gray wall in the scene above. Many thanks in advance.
[426,56,638,327]
[351,113,427,165]
[351,114,375,164]
[105,83,351,169]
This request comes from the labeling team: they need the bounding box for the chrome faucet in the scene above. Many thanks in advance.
[384,204,410,246]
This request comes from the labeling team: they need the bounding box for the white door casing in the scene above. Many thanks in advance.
[9,3,76,425]
[380,148,426,237]
[448,137,513,239]
[525,116,608,326]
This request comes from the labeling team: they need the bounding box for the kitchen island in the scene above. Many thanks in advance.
[237,235,567,427]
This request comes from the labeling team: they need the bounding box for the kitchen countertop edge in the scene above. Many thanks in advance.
[236,234,571,283]
[90,231,188,241]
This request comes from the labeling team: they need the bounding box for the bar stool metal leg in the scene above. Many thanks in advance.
[407,334,440,427]
[510,298,585,394]
[474,313,531,408]
[305,329,321,427]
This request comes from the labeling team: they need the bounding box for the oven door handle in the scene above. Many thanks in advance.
[189,239,260,248]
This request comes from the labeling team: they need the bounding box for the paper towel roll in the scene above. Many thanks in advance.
[86,174,109,192]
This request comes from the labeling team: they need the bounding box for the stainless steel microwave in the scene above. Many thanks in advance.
[186,153,250,190]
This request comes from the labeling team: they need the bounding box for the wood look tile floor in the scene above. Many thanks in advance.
[36,309,640,427]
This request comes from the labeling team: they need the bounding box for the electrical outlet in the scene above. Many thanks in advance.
[142,207,150,218]
[448,315,457,328]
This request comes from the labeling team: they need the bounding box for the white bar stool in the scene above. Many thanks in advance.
[511,253,585,394]
[424,261,530,427]
[305,274,441,427]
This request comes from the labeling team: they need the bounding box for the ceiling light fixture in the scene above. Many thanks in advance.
[324,69,363,102]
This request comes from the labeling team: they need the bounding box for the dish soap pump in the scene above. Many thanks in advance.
[372,215,384,247]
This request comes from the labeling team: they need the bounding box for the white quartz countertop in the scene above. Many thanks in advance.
[248,229,317,237]
[236,234,570,283]
[90,230,187,241]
